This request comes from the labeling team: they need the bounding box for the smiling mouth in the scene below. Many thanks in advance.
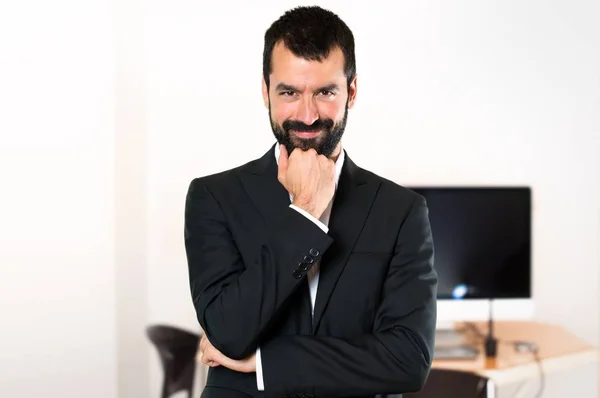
[291,130,322,138]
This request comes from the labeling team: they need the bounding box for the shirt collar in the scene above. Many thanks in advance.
[274,143,345,188]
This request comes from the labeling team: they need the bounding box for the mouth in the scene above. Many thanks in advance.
[291,130,322,139]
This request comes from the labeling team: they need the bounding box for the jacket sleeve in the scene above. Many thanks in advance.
[259,195,438,396]
[184,178,334,360]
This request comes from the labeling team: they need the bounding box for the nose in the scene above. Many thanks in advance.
[295,97,319,126]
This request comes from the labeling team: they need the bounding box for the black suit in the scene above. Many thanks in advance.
[184,145,437,398]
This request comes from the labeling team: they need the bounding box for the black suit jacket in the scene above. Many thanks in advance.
[184,145,437,398]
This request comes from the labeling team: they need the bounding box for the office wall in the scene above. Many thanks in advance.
[143,0,600,395]
[0,1,117,397]
[114,0,151,396]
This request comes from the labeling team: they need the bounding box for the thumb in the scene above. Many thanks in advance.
[277,144,289,181]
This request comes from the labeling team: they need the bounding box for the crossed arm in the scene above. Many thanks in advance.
[185,178,438,396]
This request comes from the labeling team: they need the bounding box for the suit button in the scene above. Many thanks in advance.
[298,262,309,271]
[303,255,314,264]
[292,270,303,279]
[309,248,319,257]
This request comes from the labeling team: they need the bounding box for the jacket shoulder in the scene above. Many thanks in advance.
[187,157,259,194]
[359,167,424,208]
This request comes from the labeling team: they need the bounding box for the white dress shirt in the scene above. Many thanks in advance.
[255,144,345,390]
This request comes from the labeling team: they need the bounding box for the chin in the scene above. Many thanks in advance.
[291,137,320,151]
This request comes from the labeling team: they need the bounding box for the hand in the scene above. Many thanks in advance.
[198,334,256,373]
[277,145,336,219]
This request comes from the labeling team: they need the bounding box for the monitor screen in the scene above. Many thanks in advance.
[408,187,532,300]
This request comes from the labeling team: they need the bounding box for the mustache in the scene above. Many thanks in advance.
[282,118,334,133]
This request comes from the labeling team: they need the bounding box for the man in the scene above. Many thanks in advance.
[185,6,437,398]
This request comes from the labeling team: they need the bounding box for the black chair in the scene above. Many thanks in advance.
[404,368,490,398]
[147,324,201,398]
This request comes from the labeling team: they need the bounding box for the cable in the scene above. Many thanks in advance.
[532,348,545,398]
[462,322,545,398]
[461,321,486,339]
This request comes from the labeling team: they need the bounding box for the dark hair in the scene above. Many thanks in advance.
[262,6,356,90]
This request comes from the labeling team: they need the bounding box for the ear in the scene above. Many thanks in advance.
[261,76,269,109]
[347,75,357,109]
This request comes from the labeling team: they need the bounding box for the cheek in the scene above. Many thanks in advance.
[318,101,344,120]
[271,102,294,122]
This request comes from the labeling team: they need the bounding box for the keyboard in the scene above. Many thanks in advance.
[434,344,479,360]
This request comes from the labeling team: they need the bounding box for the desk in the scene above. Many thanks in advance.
[433,321,599,398]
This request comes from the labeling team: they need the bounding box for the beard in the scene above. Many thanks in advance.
[269,100,349,158]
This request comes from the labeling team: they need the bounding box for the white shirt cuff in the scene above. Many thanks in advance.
[256,347,264,390]
[289,205,329,233]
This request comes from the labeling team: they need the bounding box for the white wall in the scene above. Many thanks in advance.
[0,1,117,397]
[143,0,600,395]
[115,0,151,396]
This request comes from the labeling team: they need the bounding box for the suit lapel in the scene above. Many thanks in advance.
[238,145,381,334]
[238,144,291,226]
[312,154,380,333]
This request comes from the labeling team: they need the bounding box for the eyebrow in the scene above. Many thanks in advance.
[274,83,340,93]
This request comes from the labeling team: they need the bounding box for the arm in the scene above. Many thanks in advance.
[254,204,327,390]
[184,178,334,360]
[259,195,438,396]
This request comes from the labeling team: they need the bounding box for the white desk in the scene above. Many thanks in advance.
[433,321,599,398]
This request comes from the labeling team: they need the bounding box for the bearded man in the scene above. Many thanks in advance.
[185,6,438,398]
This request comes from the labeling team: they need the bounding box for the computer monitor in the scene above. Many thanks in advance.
[408,186,533,326]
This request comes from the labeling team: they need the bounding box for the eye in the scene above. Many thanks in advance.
[280,91,295,96]
[319,90,335,97]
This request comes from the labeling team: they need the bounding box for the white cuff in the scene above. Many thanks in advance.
[256,347,264,391]
[289,205,329,233]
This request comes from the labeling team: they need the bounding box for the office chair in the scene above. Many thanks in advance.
[147,324,201,398]
[404,368,490,398]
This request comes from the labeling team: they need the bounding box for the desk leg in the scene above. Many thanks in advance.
[487,379,496,398]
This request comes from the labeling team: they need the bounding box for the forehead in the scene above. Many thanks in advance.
[270,41,346,86]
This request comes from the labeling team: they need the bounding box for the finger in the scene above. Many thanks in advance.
[200,352,209,365]
[202,347,212,364]
[204,347,225,369]
[207,346,236,369]
[277,144,289,181]
[326,155,336,169]
[318,155,333,170]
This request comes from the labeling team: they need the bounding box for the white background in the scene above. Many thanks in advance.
[0,0,598,397]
